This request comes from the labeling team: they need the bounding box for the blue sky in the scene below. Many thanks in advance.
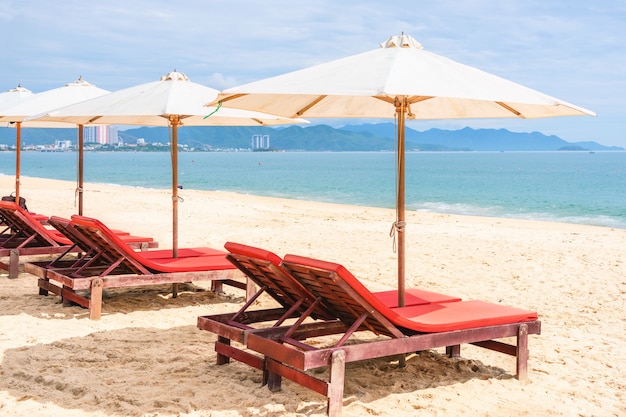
[1,0,624,147]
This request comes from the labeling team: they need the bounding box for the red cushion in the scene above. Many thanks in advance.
[225,241,283,266]
[391,301,538,332]
[141,247,225,259]
[373,289,461,308]
[283,254,537,333]
[70,215,235,273]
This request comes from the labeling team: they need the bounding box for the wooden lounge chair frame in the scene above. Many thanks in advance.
[197,242,345,370]
[199,248,541,417]
[198,242,463,369]
[24,216,250,319]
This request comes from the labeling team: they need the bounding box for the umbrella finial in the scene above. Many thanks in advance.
[161,71,190,82]
[67,76,94,87]
[8,84,32,94]
[381,34,423,50]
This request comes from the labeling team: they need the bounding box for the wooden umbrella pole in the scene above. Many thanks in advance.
[78,124,84,215]
[395,97,407,308]
[14,122,21,200]
[170,116,180,258]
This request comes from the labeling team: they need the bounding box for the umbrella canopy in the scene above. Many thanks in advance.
[29,70,306,256]
[0,84,34,111]
[0,77,110,202]
[0,76,110,126]
[0,84,34,201]
[211,34,596,307]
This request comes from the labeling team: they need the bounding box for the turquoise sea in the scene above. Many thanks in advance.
[1,150,625,229]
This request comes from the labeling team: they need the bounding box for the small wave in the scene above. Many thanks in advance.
[410,201,626,229]
[411,201,506,218]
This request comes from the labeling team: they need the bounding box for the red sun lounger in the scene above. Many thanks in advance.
[198,242,462,367]
[0,201,158,278]
[201,249,541,417]
[24,215,250,319]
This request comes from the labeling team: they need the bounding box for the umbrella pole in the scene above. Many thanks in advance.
[170,117,180,258]
[78,124,84,215]
[395,98,407,308]
[15,122,21,200]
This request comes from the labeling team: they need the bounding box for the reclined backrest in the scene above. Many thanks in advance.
[225,242,335,320]
[48,216,96,252]
[71,215,234,274]
[69,215,151,275]
[0,201,63,246]
[282,254,404,337]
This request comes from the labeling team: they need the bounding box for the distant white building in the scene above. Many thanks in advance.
[84,125,119,144]
[55,140,72,150]
[251,134,270,150]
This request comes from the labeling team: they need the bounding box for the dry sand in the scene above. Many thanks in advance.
[0,174,624,416]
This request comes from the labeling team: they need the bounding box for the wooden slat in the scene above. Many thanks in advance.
[215,341,264,370]
[265,358,329,396]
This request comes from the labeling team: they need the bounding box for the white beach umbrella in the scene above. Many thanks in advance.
[29,70,306,256]
[0,84,34,110]
[0,77,110,202]
[0,84,34,204]
[211,34,596,306]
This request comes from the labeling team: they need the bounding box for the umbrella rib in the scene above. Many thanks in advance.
[216,94,248,105]
[496,102,525,118]
[294,95,327,117]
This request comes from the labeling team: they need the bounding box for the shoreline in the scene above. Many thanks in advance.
[1,174,625,416]
[3,173,625,232]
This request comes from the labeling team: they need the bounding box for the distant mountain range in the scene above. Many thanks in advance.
[0,123,622,151]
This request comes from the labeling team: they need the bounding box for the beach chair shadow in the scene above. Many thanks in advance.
[24,215,251,319]
[0,325,509,416]
[198,243,541,417]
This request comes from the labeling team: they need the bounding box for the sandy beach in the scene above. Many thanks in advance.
[0,174,624,416]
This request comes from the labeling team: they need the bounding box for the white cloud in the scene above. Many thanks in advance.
[0,0,623,146]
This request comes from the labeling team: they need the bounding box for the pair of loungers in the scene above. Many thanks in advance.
[0,200,157,278]
[198,242,541,417]
[22,214,250,319]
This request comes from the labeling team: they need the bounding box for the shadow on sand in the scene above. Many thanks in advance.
[0,271,245,320]
[0,324,510,416]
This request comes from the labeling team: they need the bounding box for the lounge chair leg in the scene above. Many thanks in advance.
[516,324,529,383]
[62,286,73,307]
[398,353,406,368]
[245,278,256,301]
[9,249,19,279]
[327,350,346,417]
[172,283,179,298]
[265,369,282,392]
[216,336,231,365]
[446,345,461,358]
[211,280,224,294]
[39,280,49,296]
[89,278,103,320]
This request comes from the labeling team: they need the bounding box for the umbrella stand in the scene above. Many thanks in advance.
[394,97,407,308]
[14,122,21,200]
[170,116,180,258]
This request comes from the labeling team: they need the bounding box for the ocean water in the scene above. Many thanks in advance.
[1,150,625,229]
